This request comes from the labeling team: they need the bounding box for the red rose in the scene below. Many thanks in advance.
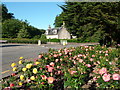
[10,83,14,87]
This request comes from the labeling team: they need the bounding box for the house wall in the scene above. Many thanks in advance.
[46,35,58,39]
[58,28,71,39]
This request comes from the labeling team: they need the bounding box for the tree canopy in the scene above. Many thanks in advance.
[2,4,45,39]
[55,2,120,46]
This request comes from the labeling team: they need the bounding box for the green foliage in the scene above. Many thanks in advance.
[40,34,47,44]
[55,2,120,46]
[2,4,45,39]
[2,38,47,44]
[1,4,14,22]
[17,28,30,38]
[2,19,23,38]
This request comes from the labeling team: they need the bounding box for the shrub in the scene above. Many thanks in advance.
[1,45,119,89]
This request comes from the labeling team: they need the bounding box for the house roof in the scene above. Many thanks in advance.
[47,27,62,35]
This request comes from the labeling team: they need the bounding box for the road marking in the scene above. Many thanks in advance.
[1,70,10,74]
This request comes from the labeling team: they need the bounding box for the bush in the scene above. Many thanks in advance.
[2,45,120,89]
[2,38,47,44]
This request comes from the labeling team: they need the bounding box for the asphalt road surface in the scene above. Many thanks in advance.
[1,43,99,78]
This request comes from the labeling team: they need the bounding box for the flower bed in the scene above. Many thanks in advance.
[2,45,120,89]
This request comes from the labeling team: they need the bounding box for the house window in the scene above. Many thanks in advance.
[53,30,57,34]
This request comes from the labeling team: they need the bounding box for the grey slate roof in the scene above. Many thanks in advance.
[47,27,62,35]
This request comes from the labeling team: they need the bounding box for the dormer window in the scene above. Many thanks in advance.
[53,30,57,34]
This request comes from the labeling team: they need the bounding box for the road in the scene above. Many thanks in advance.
[1,43,99,78]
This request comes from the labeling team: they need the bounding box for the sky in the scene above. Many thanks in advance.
[3,2,65,30]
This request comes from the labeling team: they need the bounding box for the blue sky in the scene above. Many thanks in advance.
[3,2,65,30]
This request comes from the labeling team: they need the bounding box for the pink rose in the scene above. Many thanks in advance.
[105,54,108,56]
[78,54,82,57]
[70,71,77,75]
[93,77,97,81]
[45,65,50,68]
[38,55,42,58]
[90,58,94,61]
[53,54,58,57]
[112,73,120,80]
[55,59,59,62]
[50,62,55,67]
[102,73,111,82]
[47,77,54,84]
[92,55,95,57]
[79,59,83,63]
[48,67,54,72]
[40,75,47,80]
[86,64,91,68]
[59,53,62,56]
[99,67,107,75]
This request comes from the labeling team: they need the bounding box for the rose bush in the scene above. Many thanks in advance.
[2,45,120,89]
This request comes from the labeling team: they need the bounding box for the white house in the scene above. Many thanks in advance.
[45,22,71,39]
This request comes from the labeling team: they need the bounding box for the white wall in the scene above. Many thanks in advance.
[46,35,58,39]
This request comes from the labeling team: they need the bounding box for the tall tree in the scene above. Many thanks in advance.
[1,4,14,22]
[55,2,120,46]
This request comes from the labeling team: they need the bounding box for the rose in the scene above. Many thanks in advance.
[20,75,24,80]
[50,62,55,67]
[53,54,58,57]
[33,68,38,74]
[47,77,54,84]
[18,82,22,86]
[48,67,54,72]
[19,57,23,59]
[90,58,94,61]
[40,75,47,80]
[46,65,50,68]
[78,54,82,57]
[11,63,16,67]
[112,73,120,80]
[99,67,107,75]
[22,68,27,72]
[26,63,32,69]
[38,55,42,58]
[11,73,16,76]
[102,73,111,82]
[35,62,40,65]
[41,82,45,85]
[79,59,83,63]
[92,55,95,57]
[105,54,108,56]
[10,83,14,87]
[12,67,17,71]
[86,64,91,68]
[19,60,22,64]
[93,77,97,81]
[70,71,77,75]
[30,76,35,80]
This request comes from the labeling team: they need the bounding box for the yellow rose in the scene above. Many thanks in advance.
[26,64,32,69]
[11,63,16,67]
[19,60,22,64]
[19,57,23,59]
[22,68,27,72]
[33,68,38,74]
[30,76,35,80]
[18,82,22,86]
[13,67,17,71]
[35,62,40,65]
[20,75,24,80]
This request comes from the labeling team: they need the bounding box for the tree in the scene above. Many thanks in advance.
[1,4,14,22]
[2,19,23,38]
[17,23,30,38]
[55,2,120,46]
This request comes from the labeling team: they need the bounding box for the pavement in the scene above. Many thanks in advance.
[1,43,99,78]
